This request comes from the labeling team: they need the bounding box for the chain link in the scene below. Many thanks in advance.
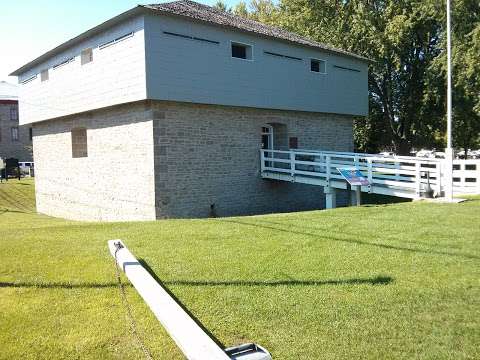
[114,246,154,360]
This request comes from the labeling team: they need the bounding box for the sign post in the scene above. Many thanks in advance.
[337,168,370,206]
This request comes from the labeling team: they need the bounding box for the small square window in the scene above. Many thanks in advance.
[11,127,19,141]
[289,137,298,149]
[81,48,93,65]
[41,69,49,82]
[71,128,88,158]
[10,107,18,121]
[311,59,326,73]
[231,42,252,60]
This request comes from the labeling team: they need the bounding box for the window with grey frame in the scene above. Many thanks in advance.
[11,127,19,141]
[71,128,88,158]
[10,106,18,121]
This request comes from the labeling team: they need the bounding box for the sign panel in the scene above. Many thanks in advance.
[337,168,370,186]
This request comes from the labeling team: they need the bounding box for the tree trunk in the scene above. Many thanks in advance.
[393,138,411,156]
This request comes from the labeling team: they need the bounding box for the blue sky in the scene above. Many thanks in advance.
[0,0,247,82]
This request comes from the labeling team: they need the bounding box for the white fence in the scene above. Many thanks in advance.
[451,159,480,194]
[260,149,480,198]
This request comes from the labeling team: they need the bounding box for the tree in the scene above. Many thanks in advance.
[277,0,448,154]
[213,1,230,12]
[439,0,480,155]
[233,1,249,18]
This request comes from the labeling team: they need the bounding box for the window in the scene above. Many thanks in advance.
[231,42,252,60]
[261,126,273,150]
[289,137,298,149]
[41,69,49,82]
[81,48,93,65]
[10,107,18,121]
[71,128,88,158]
[311,59,326,74]
[11,127,19,141]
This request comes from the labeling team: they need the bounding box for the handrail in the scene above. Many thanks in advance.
[260,149,480,197]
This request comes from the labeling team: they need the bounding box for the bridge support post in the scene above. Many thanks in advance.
[350,186,361,206]
[324,187,336,209]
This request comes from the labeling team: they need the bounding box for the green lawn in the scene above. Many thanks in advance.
[0,179,479,359]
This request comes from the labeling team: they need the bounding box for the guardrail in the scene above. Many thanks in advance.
[260,149,480,198]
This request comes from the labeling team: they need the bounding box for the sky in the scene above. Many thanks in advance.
[0,0,245,83]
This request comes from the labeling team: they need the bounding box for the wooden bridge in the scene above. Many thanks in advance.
[260,149,480,208]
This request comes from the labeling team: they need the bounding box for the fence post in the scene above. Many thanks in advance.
[290,151,295,177]
[477,161,480,194]
[326,155,331,186]
[367,159,373,193]
[260,150,265,172]
[436,161,442,197]
[415,162,422,198]
[395,162,401,181]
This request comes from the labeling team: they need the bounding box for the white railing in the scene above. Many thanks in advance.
[260,149,480,198]
[451,159,480,194]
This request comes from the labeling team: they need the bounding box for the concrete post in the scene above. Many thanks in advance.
[350,186,361,206]
[324,187,337,209]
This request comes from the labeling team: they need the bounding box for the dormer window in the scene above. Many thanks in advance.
[231,42,253,60]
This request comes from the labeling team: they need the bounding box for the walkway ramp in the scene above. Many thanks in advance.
[260,149,480,206]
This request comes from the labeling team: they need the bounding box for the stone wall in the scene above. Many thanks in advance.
[151,101,354,218]
[0,101,32,161]
[32,100,354,221]
[32,102,156,221]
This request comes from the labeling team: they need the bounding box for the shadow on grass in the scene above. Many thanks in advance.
[0,281,121,289]
[138,258,228,349]
[164,276,393,287]
[138,259,393,349]
[0,208,34,215]
[0,274,393,290]
[221,219,480,261]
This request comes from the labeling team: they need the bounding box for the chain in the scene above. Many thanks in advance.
[114,245,154,360]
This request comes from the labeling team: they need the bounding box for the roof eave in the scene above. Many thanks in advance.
[9,6,147,77]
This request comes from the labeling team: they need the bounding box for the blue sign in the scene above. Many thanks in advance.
[337,168,370,186]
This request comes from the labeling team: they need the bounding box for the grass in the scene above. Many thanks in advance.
[0,178,479,359]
